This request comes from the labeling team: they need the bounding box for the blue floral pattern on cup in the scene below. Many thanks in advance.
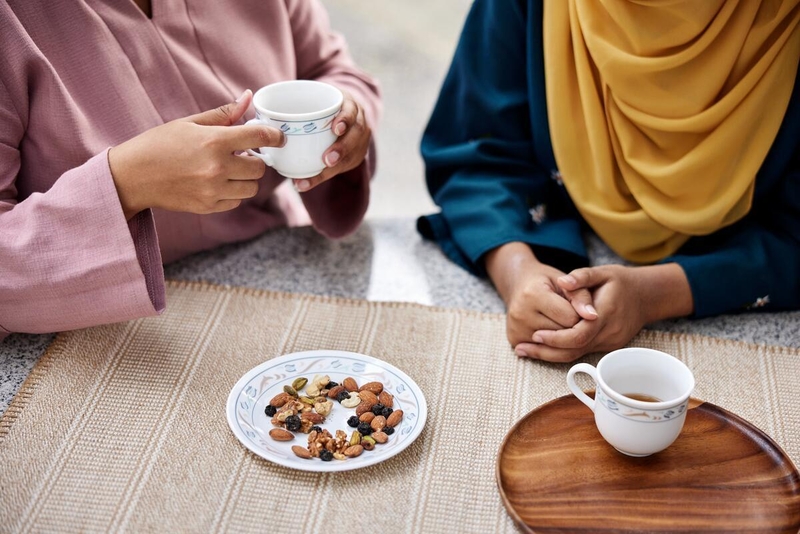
[597,389,687,422]
[260,112,337,136]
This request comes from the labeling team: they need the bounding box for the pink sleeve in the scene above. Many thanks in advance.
[284,0,383,238]
[0,148,166,339]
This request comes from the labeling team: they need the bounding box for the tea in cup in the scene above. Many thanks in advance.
[246,80,343,179]
[566,347,695,457]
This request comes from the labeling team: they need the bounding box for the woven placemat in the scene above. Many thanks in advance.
[1,281,798,533]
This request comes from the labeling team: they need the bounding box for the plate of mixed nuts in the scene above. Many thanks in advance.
[226,350,427,471]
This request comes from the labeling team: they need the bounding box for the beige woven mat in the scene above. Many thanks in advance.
[1,281,798,533]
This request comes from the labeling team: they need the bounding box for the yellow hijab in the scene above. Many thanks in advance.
[544,0,800,263]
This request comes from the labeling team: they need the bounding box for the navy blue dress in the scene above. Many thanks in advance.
[418,0,800,318]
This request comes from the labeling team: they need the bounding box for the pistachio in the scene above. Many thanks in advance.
[361,436,376,450]
[292,377,308,391]
[283,385,298,397]
[299,395,315,405]
[350,431,362,446]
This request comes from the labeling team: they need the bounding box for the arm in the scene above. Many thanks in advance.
[283,0,382,238]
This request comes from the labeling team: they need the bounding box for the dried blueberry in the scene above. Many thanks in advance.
[320,450,334,462]
[264,405,277,417]
[336,390,351,403]
[384,426,395,435]
[381,407,393,418]
[325,381,339,389]
[347,415,360,428]
[357,422,372,435]
[371,403,386,415]
[284,415,301,432]
[310,425,323,433]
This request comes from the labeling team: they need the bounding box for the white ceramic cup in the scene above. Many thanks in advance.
[566,347,695,457]
[246,80,343,179]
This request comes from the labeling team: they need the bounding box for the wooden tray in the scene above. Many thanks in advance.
[497,395,800,533]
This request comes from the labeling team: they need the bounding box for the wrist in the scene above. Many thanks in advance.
[108,144,146,220]
[633,263,694,323]
[485,242,541,305]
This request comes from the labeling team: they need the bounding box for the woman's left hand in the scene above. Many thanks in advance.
[293,87,371,192]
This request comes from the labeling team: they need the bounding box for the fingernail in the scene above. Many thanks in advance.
[532,334,544,343]
[515,348,527,357]
[585,304,598,317]
[294,179,310,192]
[324,151,340,167]
[334,123,346,136]
[235,89,250,103]
[559,275,577,285]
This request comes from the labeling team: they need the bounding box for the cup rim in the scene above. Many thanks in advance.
[252,80,343,122]
[595,347,695,411]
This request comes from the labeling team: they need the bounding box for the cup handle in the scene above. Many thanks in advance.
[244,118,275,167]
[567,363,598,412]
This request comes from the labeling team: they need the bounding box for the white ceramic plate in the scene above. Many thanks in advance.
[226,350,428,472]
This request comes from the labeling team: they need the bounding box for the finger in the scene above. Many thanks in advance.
[515,342,584,363]
[222,179,260,200]
[331,90,357,137]
[564,287,598,320]
[556,267,604,292]
[538,292,581,328]
[227,153,267,180]
[223,124,286,152]
[532,319,601,350]
[185,89,252,127]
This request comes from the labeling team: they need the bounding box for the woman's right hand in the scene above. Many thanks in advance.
[485,242,596,356]
[108,89,286,220]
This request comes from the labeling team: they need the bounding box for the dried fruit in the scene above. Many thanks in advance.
[347,415,360,428]
[344,445,364,458]
[341,392,361,408]
[292,445,312,459]
[357,422,372,436]
[264,405,277,417]
[384,426,395,436]
[269,392,291,407]
[285,415,302,432]
[320,450,334,462]
[370,415,386,432]
[359,381,384,395]
[269,428,294,441]
[386,409,403,428]
[336,390,351,403]
[379,391,394,408]
[371,431,388,444]
[359,412,376,423]
[292,377,308,391]
[381,407,393,418]
[310,425,323,433]
[371,403,386,415]
[343,377,359,392]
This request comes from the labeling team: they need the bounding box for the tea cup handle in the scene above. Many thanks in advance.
[567,363,598,412]
[244,118,275,167]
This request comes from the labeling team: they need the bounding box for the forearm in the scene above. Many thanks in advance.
[634,263,694,323]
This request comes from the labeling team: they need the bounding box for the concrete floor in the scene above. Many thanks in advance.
[322,0,473,219]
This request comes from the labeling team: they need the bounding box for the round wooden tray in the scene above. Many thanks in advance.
[497,395,800,533]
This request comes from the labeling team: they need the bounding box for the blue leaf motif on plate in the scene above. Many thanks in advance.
[401,426,412,435]
[331,360,342,368]
[285,364,296,372]
[303,122,317,133]
[397,384,406,393]
[245,430,256,439]
[245,386,257,398]
[239,400,251,411]
[352,362,366,373]
[407,412,416,420]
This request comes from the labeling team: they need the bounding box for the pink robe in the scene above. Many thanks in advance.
[0,0,381,338]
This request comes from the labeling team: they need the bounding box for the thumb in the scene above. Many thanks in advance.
[184,89,252,127]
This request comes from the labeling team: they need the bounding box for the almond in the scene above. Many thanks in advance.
[371,431,388,444]
[269,392,291,407]
[292,445,312,459]
[355,400,375,416]
[327,385,346,399]
[358,390,379,405]
[344,444,364,458]
[378,391,394,408]
[269,428,294,441]
[359,381,383,395]
[359,412,376,423]
[300,412,324,424]
[386,409,403,428]
[370,415,386,432]
[343,377,359,392]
